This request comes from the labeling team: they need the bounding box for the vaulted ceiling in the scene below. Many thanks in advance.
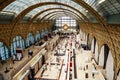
[0,0,120,24]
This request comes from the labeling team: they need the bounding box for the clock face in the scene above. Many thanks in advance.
[63,24,68,30]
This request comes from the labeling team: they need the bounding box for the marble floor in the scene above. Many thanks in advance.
[35,38,105,80]
[75,49,105,80]
[0,37,106,80]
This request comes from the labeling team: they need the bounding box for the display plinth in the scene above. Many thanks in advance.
[15,48,23,60]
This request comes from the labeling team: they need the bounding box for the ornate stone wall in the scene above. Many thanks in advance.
[0,22,53,48]
[79,22,120,80]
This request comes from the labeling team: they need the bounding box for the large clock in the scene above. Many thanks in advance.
[63,24,68,30]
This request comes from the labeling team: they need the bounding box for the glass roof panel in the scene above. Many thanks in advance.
[2,0,120,23]
[25,5,60,17]
[41,12,66,19]
[84,0,96,6]
[25,4,82,20]
[32,5,81,18]
[2,0,87,17]
[50,16,78,21]
[3,1,28,15]
[44,10,78,20]
[84,0,120,17]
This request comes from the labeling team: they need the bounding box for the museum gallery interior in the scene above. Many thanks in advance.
[0,0,120,80]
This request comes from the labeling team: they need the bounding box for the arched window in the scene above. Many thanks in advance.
[26,33,35,47]
[0,42,9,60]
[11,36,25,55]
[91,37,98,62]
[102,44,109,69]
[99,44,114,80]
[99,45,104,66]
[95,41,98,62]
[35,31,40,42]
[106,50,114,80]
[91,37,96,53]
[41,30,45,39]
[55,16,77,30]
[99,44,109,69]
[87,34,91,50]
[45,29,48,34]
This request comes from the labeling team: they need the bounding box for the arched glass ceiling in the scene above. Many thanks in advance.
[50,15,81,22]
[41,12,78,21]
[1,0,120,24]
[25,5,59,18]
[2,0,87,17]
[39,11,68,20]
[25,5,81,19]
[84,0,96,6]
[48,14,80,20]
[35,9,80,20]
[51,15,67,20]
[41,11,80,20]
[49,13,80,21]
[83,0,120,17]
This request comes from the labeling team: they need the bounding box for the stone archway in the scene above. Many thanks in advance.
[106,50,114,80]
[99,44,114,80]
[117,70,120,80]
[91,37,96,54]
[86,34,91,50]
[91,37,98,62]
[99,44,109,68]
[99,45,104,66]
[95,41,98,62]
